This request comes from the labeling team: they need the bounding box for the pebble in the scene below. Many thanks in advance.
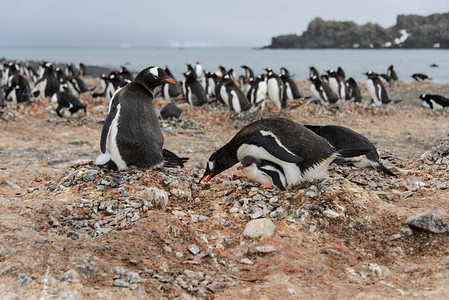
[243,219,276,239]
[239,258,254,265]
[83,171,96,182]
[17,274,33,286]
[323,209,340,219]
[188,244,201,255]
[141,188,169,209]
[113,279,130,287]
[247,245,277,255]
[61,269,79,282]
[406,211,448,233]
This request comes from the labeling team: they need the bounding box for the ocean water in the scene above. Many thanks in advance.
[1,46,448,83]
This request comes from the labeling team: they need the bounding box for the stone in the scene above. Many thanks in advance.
[61,269,79,282]
[17,274,33,286]
[243,219,276,239]
[113,279,130,287]
[406,211,448,233]
[323,209,340,219]
[239,258,254,265]
[140,188,168,209]
[247,245,277,255]
[188,244,201,255]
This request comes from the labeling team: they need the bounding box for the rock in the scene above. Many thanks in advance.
[247,245,277,255]
[127,272,145,284]
[140,188,168,209]
[83,171,96,182]
[323,209,340,218]
[55,292,78,299]
[406,211,448,233]
[61,269,79,282]
[17,274,33,286]
[243,219,276,239]
[239,258,254,265]
[113,279,130,287]
[188,244,201,255]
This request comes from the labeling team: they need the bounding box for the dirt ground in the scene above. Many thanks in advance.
[1,78,449,299]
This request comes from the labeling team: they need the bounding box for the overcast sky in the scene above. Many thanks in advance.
[1,0,447,48]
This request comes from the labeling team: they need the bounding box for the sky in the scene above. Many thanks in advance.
[1,0,448,48]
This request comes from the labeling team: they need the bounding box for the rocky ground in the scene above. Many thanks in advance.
[0,78,449,299]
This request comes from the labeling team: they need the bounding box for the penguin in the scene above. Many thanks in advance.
[387,65,398,81]
[246,74,267,110]
[32,62,60,98]
[240,65,255,93]
[279,67,301,100]
[118,66,134,82]
[346,78,362,103]
[308,75,338,105]
[160,102,182,119]
[204,71,219,98]
[264,68,285,110]
[218,74,251,113]
[51,91,87,118]
[95,66,188,171]
[160,65,183,99]
[79,63,88,76]
[238,155,287,190]
[4,74,31,107]
[304,124,396,176]
[379,73,391,85]
[195,62,203,80]
[412,73,431,81]
[216,65,227,77]
[418,94,449,109]
[0,87,5,108]
[66,63,80,77]
[182,69,208,106]
[92,72,126,99]
[200,118,370,186]
[309,66,320,78]
[325,69,347,100]
[363,71,390,106]
[337,66,346,79]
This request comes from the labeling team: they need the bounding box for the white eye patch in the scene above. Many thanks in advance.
[149,67,159,78]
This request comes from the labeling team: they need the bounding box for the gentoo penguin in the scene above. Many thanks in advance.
[118,66,134,82]
[96,66,188,171]
[279,67,301,100]
[412,73,431,81]
[325,69,347,100]
[0,87,5,108]
[4,74,31,107]
[309,66,320,78]
[238,155,287,190]
[246,74,267,110]
[418,94,449,109]
[363,71,390,106]
[240,65,255,93]
[92,72,125,99]
[204,71,219,98]
[79,63,88,76]
[308,75,338,105]
[304,124,396,176]
[195,62,203,80]
[32,62,60,98]
[160,103,182,119]
[182,70,208,106]
[387,65,398,81]
[51,91,87,118]
[218,74,251,113]
[66,63,80,77]
[200,118,370,186]
[379,73,391,85]
[264,68,285,110]
[160,65,183,99]
[346,78,362,103]
[337,66,346,79]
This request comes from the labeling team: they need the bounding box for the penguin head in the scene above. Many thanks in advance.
[135,66,175,91]
[238,155,260,169]
[418,94,426,100]
[280,67,289,76]
[200,145,239,184]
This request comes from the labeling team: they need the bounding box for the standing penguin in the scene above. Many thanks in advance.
[219,74,251,113]
[182,70,208,106]
[325,69,347,100]
[309,66,320,78]
[4,74,31,107]
[246,74,267,110]
[279,67,301,100]
[264,68,285,110]
[418,94,449,109]
[346,78,362,103]
[238,155,287,190]
[308,75,338,105]
[160,65,183,99]
[304,124,396,176]
[204,71,219,98]
[363,71,390,106]
[31,62,60,98]
[118,66,134,82]
[95,66,188,170]
[195,62,203,80]
[200,118,370,186]
[387,65,398,81]
[51,91,87,118]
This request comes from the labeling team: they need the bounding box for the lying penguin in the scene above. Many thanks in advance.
[238,155,287,190]
[51,91,87,118]
[200,118,370,187]
[304,124,396,176]
[418,94,449,109]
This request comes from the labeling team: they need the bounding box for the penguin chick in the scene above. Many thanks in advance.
[238,155,287,190]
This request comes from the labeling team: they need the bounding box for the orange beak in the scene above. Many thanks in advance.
[362,73,367,75]
[200,173,212,183]
[237,166,244,170]
[307,77,311,81]
[164,78,175,84]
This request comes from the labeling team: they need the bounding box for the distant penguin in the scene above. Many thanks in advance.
[51,91,87,118]
[95,66,188,171]
[247,74,267,110]
[309,66,320,78]
[118,66,134,82]
[325,69,347,100]
[337,66,346,79]
[219,74,251,113]
[93,72,126,100]
[363,71,390,106]
[412,73,431,81]
[79,63,88,76]
[160,102,182,119]
[66,63,80,77]
[308,75,338,105]
[182,70,208,106]
[346,78,362,103]
[204,71,219,98]
[216,65,227,77]
[304,124,396,176]
[0,87,5,108]
[265,68,285,110]
[280,67,301,100]
[200,118,370,186]
[387,65,398,81]
[32,62,60,98]
[160,66,183,99]
[195,62,203,80]
[238,155,287,190]
[240,65,255,93]
[5,74,31,107]
[379,73,391,85]
[418,94,449,109]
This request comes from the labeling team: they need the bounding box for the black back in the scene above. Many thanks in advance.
[161,103,182,119]
[346,78,362,103]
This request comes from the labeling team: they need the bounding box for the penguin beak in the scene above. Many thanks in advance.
[164,78,175,84]
[237,166,244,170]
[307,77,311,81]
[199,173,212,183]
[362,73,367,75]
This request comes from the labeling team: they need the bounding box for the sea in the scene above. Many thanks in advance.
[1,46,448,83]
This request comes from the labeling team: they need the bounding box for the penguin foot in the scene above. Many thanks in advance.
[261,184,274,189]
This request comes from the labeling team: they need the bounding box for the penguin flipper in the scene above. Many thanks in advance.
[374,161,397,177]
[249,135,304,163]
[261,168,286,191]
[162,149,189,168]
[337,148,371,158]
[100,98,119,153]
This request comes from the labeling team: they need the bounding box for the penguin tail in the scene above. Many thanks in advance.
[337,148,371,158]
[374,161,397,177]
[162,149,189,168]
[95,152,111,166]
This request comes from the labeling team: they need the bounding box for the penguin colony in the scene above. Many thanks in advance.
[1,59,446,190]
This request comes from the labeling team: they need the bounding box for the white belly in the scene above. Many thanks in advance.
[109,104,128,170]
[267,79,281,109]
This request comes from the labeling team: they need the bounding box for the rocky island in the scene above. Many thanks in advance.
[264,12,449,49]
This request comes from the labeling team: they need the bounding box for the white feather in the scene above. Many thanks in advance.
[267,78,282,109]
